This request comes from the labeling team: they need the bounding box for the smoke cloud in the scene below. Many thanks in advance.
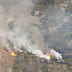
[50,49,62,61]
[0,0,64,61]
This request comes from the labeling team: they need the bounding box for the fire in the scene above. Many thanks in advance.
[46,53,51,59]
[2,48,16,56]
[9,51,16,56]
[11,52,16,56]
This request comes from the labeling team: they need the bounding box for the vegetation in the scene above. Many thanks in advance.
[14,64,21,69]
[68,66,72,72]
[13,0,72,72]
[42,67,48,72]
[63,64,67,70]
[66,2,72,12]
[62,30,72,40]
[14,71,18,72]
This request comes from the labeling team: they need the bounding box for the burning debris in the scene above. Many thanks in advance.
[46,53,51,59]
[3,47,16,56]
[11,52,16,56]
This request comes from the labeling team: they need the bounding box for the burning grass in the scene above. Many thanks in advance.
[11,52,16,56]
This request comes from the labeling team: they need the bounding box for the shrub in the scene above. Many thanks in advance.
[42,67,48,72]
[14,64,21,69]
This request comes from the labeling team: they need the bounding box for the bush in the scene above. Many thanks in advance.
[48,68,50,71]
[23,68,24,71]
[14,71,18,72]
[14,64,21,69]
[68,66,72,70]
[42,67,48,72]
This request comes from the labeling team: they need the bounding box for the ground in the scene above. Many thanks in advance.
[0,47,72,72]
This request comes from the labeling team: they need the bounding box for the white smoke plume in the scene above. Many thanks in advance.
[50,49,62,61]
[0,0,63,61]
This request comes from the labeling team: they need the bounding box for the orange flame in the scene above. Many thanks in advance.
[46,53,51,59]
[11,52,16,56]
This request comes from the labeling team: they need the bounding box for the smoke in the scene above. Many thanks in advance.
[0,0,64,61]
[50,49,62,61]
[32,50,50,60]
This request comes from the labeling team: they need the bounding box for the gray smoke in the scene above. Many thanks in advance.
[0,0,64,61]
